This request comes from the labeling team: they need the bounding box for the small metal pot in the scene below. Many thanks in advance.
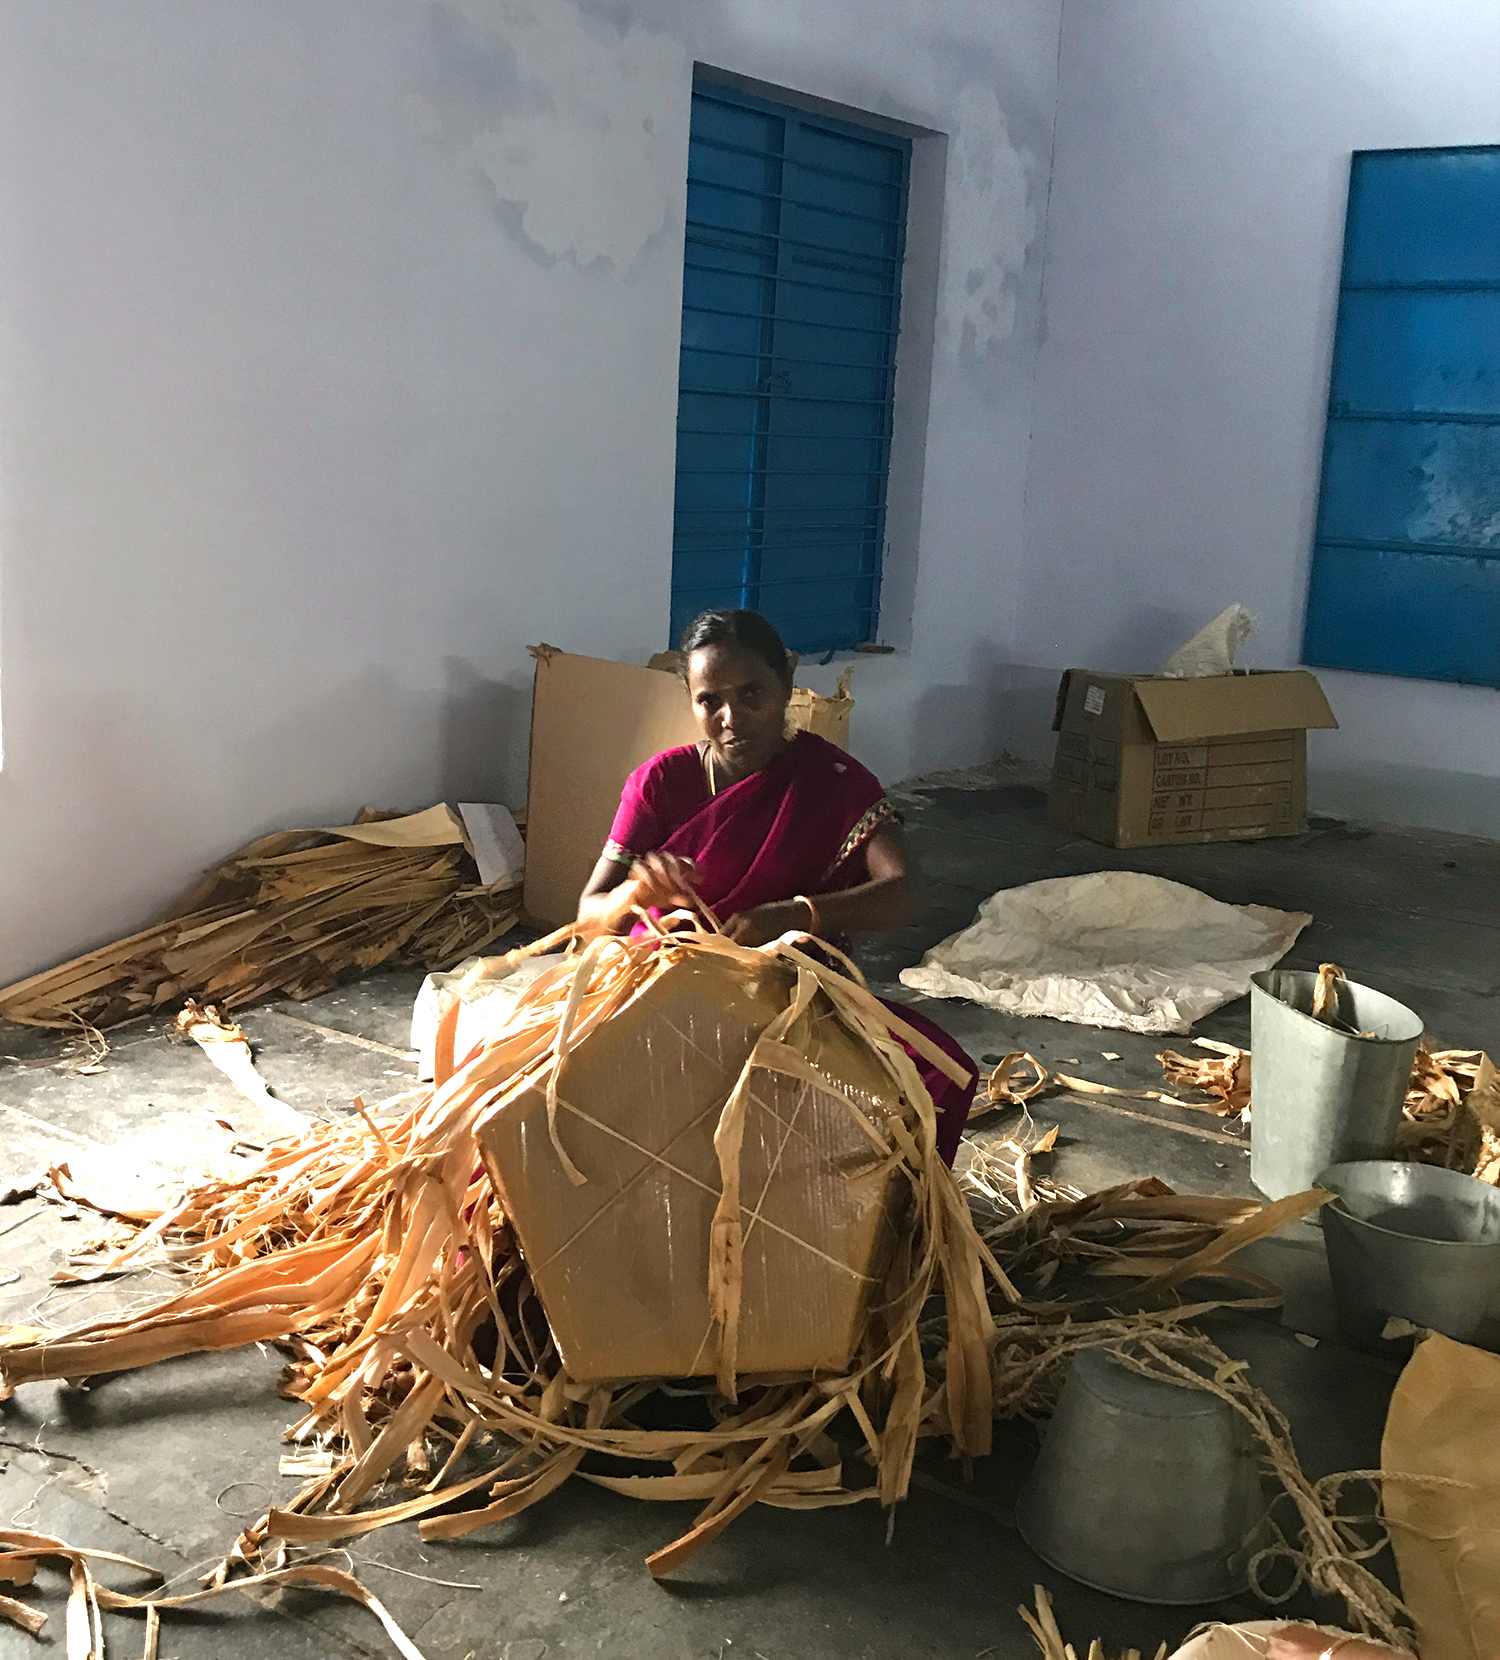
[1015,1348,1265,1605]
[1317,1159,1500,1351]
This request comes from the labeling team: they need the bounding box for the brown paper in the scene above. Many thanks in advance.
[1381,1332,1500,1660]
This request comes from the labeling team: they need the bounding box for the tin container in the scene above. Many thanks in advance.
[1318,1159,1500,1350]
[1016,1349,1265,1604]
[1249,970,1422,1199]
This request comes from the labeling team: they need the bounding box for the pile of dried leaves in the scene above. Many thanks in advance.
[0,925,996,1649]
[0,806,520,1030]
[0,929,1412,1655]
[1397,1047,1500,1183]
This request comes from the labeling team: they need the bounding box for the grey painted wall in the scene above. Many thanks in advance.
[1020,0,1500,835]
[0,0,1063,980]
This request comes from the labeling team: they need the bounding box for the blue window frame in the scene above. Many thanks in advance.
[1304,146,1500,687]
[669,80,911,656]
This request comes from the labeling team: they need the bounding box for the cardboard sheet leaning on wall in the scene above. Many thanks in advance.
[0,805,522,1029]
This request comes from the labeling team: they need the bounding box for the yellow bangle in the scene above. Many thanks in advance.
[794,894,822,937]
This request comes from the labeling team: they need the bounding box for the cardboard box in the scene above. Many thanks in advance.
[475,948,907,1385]
[1048,669,1337,848]
[522,648,853,929]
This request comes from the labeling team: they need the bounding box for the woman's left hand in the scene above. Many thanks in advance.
[723,900,813,947]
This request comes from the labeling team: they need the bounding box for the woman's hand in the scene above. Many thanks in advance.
[628,853,700,913]
[1266,1628,1407,1660]
[723,899,813,947]
[576,853,699,939]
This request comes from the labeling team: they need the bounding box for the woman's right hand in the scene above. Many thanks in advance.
[1266,1629,1408,1660]
[625,853,700,914]
[576,852,701,940]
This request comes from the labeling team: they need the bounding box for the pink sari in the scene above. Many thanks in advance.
[606,732,976,1165]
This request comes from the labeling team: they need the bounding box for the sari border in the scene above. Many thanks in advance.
[819,797,897,885]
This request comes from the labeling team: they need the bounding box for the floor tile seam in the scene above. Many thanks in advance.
[2,1439,186,1560]
[0,1026,175,1069]
[252,1008,413,1060]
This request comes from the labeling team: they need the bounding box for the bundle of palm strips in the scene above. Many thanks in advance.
[0,805,520,1029]
[0,925,996,1591]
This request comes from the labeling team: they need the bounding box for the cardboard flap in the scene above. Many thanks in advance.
[1051,670,1074,732]
[1132,672,1337,742]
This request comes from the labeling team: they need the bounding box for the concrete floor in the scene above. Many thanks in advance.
[2,768,1497,1660]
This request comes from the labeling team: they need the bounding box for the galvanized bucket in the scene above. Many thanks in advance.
[1015,1348,1265,1604]
[1318,1160,1500,1350]
[1249,970,1423,1199]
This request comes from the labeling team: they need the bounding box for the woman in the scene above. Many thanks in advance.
[576,608,977,1165]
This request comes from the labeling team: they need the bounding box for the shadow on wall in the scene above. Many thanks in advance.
[1090,603,1223,673]
[908,638,1061,775]
[442,657,530,805]
[0,660,538,982]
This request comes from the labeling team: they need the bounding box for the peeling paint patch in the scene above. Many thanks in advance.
[940,84,1036,357]
[420,0,688,271]
[1406,426,1500,549]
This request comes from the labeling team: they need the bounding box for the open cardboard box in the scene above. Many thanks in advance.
[1048,669,1338,848]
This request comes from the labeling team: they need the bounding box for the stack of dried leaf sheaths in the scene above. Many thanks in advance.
[0,930,992,1578]
[0,928,1414,1653]
[0,804,520,1029]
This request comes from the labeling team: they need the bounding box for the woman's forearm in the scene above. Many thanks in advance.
[810,873,918,936]
[576,891,630,939]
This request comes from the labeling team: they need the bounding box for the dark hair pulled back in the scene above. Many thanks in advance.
[679,609,793,689]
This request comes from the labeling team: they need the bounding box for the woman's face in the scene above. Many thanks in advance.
[685,641,791,779]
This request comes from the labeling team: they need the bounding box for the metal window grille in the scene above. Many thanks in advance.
[1304,146,1500,687]
[669,81,911,656]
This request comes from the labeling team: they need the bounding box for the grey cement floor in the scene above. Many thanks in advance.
[2,770,1497,1659]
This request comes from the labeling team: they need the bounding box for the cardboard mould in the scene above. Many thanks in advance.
[475,948,908,1386]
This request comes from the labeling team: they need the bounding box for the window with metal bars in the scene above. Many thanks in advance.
[669,79,911,657]
[1304,145,1500,687]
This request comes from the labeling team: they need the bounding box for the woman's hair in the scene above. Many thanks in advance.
[679,609,793,689]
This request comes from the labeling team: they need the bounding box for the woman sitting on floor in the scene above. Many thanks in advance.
[576,606,977,1165]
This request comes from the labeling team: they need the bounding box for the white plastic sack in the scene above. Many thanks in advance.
[411,953,566,1081]
[1163,603,1255,678]
[898,871,1309,1035]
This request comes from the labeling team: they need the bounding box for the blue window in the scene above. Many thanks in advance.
[669,80,911,656]
[1304,146,1500,687]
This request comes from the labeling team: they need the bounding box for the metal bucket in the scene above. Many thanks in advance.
[1249,971,1423,1199]
[1318,1160,1500,1351]
[1015,1348,1265,1604]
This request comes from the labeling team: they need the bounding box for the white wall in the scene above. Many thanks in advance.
[1018,0,1500,836]
[0,0,1063,981]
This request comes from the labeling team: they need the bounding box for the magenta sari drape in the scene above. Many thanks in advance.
[606,733,975,1164]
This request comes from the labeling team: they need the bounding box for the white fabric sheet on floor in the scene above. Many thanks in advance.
[898,871,1309,1035]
